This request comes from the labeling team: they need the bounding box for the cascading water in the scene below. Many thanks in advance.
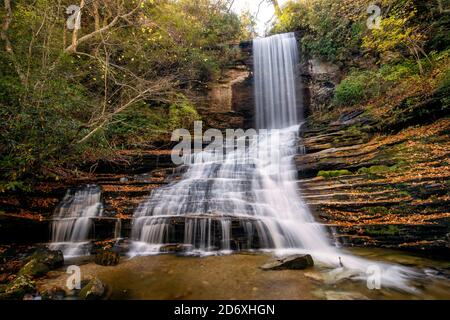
[49,184,103,257]
[129,32,418,292]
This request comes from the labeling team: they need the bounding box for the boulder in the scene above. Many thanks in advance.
[29,249,64,269]
[160,244,192,253]
[0,275,35,300]
[18,259,50,278]
[78,278,106,300]
[261,254,314,271]
[94,250,120,266]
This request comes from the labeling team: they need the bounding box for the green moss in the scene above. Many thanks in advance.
[365,225,401,236]
[18,259,50,278]
[363,206,390,215]
[317,170,352,179]
[357,165,390,175]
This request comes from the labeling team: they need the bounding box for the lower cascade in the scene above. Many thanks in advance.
[130,125,328,254]
[50,184,103,257]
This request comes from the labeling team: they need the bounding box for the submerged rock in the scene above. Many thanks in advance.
[40,286,67,300]
[78,278,106,300]
[261,254,314,270]
[94,250,120,266]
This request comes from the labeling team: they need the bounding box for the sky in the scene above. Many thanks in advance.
[231,0,290,36]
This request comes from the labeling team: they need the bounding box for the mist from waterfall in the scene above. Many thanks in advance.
[49,184,103,257]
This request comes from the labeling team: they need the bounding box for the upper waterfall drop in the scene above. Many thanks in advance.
[253,32,301,129]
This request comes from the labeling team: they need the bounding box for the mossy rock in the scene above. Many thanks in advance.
[28,249,64,269]
[78,278,106,300]
[94,250,120,266]
[18,259,50,278]
[317,170,352,179]
[0,275,35,300]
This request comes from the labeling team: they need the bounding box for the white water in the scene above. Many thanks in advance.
[49,184,103,257]
[129,33,419,292]
[254,32,300,129]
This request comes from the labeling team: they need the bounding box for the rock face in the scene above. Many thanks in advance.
[261,254,314,270]
[94,250,120,266]
[298,107,450,256]
[300,58,341,117]
[78,277,106,300]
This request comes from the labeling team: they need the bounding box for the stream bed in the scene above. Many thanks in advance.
[36,248,450,300]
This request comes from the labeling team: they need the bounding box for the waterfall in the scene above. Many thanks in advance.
[254,32,300,129]
[128,33,417,292]
[49,184,103,257]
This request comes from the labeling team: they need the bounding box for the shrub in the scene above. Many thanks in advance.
[333,70,381,106]
[379,61,417,82]
[169,99,201,130]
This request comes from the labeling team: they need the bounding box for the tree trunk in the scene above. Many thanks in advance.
[270,0,282,18]
[93,1,100,31]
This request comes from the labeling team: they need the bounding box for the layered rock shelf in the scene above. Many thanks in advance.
[297,113,450,256]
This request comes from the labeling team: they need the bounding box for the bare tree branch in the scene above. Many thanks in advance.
[65,0,144,53]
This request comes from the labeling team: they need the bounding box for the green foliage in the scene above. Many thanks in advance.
[333,71,371,106]
[272,0,368,63]
[333,60,418,106]
[438,66,450,92]
[0,0,246,188]
[105,97,200,148]
[317,170,352,179]
[169,99,201,131]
